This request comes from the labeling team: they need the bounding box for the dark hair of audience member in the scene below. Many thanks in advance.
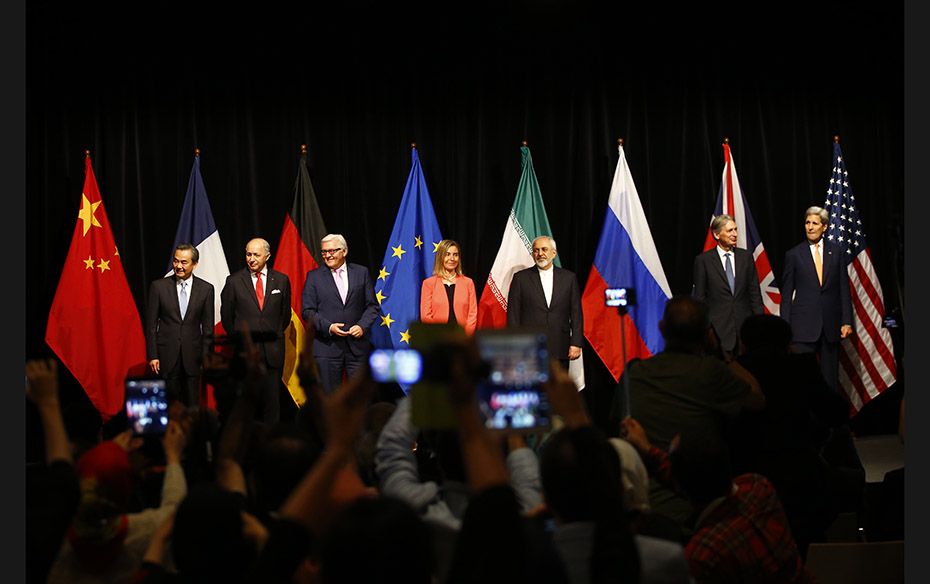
[740,314,792,354]
[540,425,641,584]
[319,496,434,584]
[669,432,733,508]
[172,483,258,583]
[355,402,397,487]
[249,423,322,518]
[661,296,709,350]
[417,428,467,485]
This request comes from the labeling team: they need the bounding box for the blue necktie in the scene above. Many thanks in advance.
[179,281,189,319]
[724,253,735,295]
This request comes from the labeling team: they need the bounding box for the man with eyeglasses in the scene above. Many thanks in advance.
[506,235,583,370]
[301,233,380,393]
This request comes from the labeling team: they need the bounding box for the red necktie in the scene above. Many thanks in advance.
[256,272,265,309]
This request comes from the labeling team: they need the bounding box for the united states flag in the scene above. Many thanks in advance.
[824,139,897,412]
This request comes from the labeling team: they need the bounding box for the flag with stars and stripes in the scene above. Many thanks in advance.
[703,141,781,315]
[824,140,897,412]
[370,146,444,377]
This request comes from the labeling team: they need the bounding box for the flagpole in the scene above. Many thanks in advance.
[615,138,632,417]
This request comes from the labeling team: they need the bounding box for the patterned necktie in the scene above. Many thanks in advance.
[256,272,265,309]
[179,281,188,319]
[336,267,348,304]
[724,253,735,295]
[814,243,823,286]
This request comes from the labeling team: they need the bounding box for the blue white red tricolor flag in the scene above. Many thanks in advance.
[167,152,230,322]
[703,142,781,315]
[824,140,897,413]
[168,152,230,409]
[581,143,671,382]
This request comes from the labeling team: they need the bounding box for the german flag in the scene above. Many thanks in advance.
[273,145,328,406]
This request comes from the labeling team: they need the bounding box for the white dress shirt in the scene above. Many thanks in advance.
[537,266,554,308]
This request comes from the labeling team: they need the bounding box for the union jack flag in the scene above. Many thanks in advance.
[824,139,897,412]
[703,141,781,315]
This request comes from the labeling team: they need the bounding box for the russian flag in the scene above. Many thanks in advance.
[581,142,671,382]
[703,140,781,315]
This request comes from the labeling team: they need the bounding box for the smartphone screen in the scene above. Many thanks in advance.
[125,378,169,436]
[605,287,628,307]
[474,329,551,432]
[369,349,423,385]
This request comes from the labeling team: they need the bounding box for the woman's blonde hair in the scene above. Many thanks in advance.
[432,239,464,277]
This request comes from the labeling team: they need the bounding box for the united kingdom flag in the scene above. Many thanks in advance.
[703,140,781,315]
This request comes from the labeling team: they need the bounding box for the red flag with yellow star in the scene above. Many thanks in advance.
[45,154,147,420]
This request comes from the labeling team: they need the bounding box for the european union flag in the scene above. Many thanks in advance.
[371,146,444,358]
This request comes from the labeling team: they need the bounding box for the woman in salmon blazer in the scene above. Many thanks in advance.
[420,239,478,335]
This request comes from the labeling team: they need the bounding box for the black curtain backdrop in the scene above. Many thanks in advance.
[26,1,905,430]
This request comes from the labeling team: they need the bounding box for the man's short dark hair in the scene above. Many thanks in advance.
[740,314,792,353]
[669,431,733,507]
[176,243,199,264]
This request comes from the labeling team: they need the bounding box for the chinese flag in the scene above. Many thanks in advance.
[45,153,147,421]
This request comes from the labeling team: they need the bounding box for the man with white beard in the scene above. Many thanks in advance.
[506,235,584,370]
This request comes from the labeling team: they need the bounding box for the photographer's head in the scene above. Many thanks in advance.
[659,295,710,352]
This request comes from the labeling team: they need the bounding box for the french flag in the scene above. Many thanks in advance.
[167,150,230,322]
[167,151,230,408]
[581,142,671,382]
[703,140,781,315]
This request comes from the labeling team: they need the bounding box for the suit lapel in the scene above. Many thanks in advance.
[709,251,729,292]
[244,270,262,311]
[165,277,183,320]
[185,277,203,320]
[343,264,354,304]
[733,251,747,296]
[822,243,834,287]
[531,268,548,309]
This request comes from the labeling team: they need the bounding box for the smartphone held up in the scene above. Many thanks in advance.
[125,378,169,436]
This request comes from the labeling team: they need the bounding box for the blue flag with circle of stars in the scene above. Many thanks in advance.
[371,146,444,365]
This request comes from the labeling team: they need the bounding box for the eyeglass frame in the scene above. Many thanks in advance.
[320,247,345,257]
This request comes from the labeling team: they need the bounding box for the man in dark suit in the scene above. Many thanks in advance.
[221,237,292,423]
[302,234,380,393]
[692,214,764,356]
[506,235,583,369]
[780,206,854,392]
[144,243,215,407]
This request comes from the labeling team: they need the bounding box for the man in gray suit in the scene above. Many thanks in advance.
[506,235,583,370]
[692,214,763,356]
[144,243,215,407]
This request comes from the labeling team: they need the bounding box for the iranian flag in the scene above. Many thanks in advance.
[477,144,584,389]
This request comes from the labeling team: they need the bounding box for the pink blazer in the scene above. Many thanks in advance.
[420,274,478,335]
